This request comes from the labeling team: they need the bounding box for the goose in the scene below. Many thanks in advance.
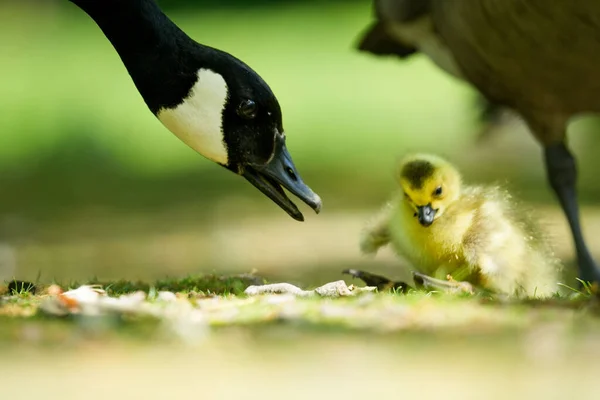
[69,0,322,221]
[359,153,561,297]
[356,0,600,284]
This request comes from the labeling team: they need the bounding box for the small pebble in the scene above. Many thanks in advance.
[157,291,177,302]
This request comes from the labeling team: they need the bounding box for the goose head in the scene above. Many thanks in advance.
[156,54,322,222]
[69,0,322,221]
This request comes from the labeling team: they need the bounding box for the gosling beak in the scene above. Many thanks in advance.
[416,204,436,227]
[242,134,322,222]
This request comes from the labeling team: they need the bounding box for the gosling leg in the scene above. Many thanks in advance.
[342,269,409,292]
[544,143,600,283]
[412,272,474,295]
[343,270,474,294]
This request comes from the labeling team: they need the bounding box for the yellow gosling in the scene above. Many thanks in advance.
[360,153,561,298]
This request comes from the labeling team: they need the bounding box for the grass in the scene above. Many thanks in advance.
[2,274,600,398]
[2,274,599,332]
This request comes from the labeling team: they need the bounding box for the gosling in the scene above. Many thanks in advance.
[360,153,561,298]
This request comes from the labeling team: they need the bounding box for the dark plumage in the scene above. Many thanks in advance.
[400,159,435,189]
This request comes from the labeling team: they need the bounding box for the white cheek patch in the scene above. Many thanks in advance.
[157,68,229,165]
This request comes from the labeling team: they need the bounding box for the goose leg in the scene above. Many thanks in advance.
[544,142,600,283]
[341,269,473,294]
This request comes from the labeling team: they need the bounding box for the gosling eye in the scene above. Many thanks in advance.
[237,99,258,119]
[433,186,443,197]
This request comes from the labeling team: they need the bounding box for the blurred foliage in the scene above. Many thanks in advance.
[2,0,600,283]
[158,0,366,10]
[38,0,367,12]
[0,1,479,218]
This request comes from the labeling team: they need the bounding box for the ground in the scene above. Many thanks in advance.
[2,274,600,398]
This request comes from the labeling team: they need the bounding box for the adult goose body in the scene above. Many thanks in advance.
[68,0,321,221]
[357,0,600,283]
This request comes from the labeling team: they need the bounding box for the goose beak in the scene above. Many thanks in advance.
[242,134,322,221]
[416,204,436,226]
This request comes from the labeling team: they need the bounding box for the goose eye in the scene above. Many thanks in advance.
[434,186,443,196]
[238,99,257,119]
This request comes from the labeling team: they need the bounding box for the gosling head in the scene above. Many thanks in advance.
[396,154,461,227]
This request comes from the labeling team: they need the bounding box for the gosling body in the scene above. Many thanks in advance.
[361,154,560,298]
